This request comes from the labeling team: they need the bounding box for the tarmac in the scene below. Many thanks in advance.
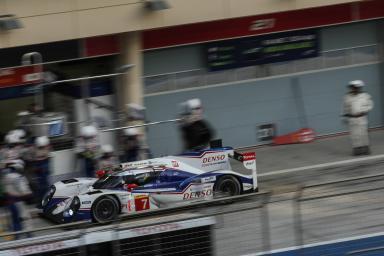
[252,128,384,175]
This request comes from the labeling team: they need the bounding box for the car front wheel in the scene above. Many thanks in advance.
[92,196,119,223]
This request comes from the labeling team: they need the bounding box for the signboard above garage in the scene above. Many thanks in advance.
[205,29,319,71]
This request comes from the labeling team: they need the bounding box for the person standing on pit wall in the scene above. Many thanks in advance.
[122,128,141,162]
[75,125,100,177]
[342,80,374,156]
[1,160,33,233]
[26,136,51,203]
[98,144,119,171]
[179,98,214,151]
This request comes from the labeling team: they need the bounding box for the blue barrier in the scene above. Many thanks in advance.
[254,232,384,256]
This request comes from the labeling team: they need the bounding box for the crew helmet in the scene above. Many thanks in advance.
[35,136,50,147]
[349,80,365,88]
[101,144,114,154]
[124,128,139,136]
[81,125,98,137]
[5,133,22,144]
[12,129,26,139]
[186,98,202,110]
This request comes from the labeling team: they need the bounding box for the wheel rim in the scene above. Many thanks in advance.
[95,200,115,221]
[219,180,238,196]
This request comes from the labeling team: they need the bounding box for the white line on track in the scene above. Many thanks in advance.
[259,154,384,177]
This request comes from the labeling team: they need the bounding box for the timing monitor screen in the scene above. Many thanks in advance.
[48,120,65,137]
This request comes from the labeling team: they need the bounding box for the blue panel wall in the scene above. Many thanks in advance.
[144,64,382,156]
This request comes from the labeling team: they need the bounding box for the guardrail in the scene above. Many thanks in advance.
[292,173,384,255]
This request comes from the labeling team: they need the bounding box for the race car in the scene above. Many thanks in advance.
[41,147,257,223]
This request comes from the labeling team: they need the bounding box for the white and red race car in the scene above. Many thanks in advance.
[41,147,257,223]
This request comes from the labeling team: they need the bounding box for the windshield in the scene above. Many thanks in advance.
[92,171,160,189]
[93,175,124,189]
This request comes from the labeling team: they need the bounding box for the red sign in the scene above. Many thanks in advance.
[0,66,41,88]
[143,0,384,49]
[135,195,150,211]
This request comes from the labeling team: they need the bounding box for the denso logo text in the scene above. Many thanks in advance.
[183,189,213,200]
[202,155,225,163]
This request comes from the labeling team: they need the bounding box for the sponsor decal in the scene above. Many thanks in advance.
[202,154,226,167]
[201,176,216,183]
[131,223,181,236]
[82,201,91,204]
[16,241,65,255]
[135,195,150,211]
[171,160,179,167]
[183,189,213,200]
[202,154,225,163]
[249,18,275,31]
[242,152,256,161]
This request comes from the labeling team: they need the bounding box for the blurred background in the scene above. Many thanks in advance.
[0,0,384,255]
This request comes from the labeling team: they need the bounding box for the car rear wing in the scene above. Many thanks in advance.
[231,150,258,191]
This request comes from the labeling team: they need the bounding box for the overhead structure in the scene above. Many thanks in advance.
[144,0,170,11]
[0,14,22,31]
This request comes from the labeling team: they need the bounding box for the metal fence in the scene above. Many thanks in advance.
[292,173,384,255]
[143,44,382,94]
[0,193,269,256]
[2,174,384,255]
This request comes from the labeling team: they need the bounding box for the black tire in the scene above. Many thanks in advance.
[214,175,241,197]
[92,196,119,223]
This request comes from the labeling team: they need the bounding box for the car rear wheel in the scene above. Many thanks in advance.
[214,175,241,197]
[92,196,119,223]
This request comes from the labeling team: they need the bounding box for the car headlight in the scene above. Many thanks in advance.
[52,197,73,215]
[63,196,81,218]
[41,185,56,207]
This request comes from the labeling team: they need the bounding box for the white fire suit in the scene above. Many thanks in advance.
[343,92,373,148]
[2,168,34,232]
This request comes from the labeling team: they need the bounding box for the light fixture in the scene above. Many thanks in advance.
[0,14,22,30]
[144,0,170,11]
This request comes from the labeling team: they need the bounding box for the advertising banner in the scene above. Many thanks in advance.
[0,66,41,88]
[206,29,319,71]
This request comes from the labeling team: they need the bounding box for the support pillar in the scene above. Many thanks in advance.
[118,31,144,122]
